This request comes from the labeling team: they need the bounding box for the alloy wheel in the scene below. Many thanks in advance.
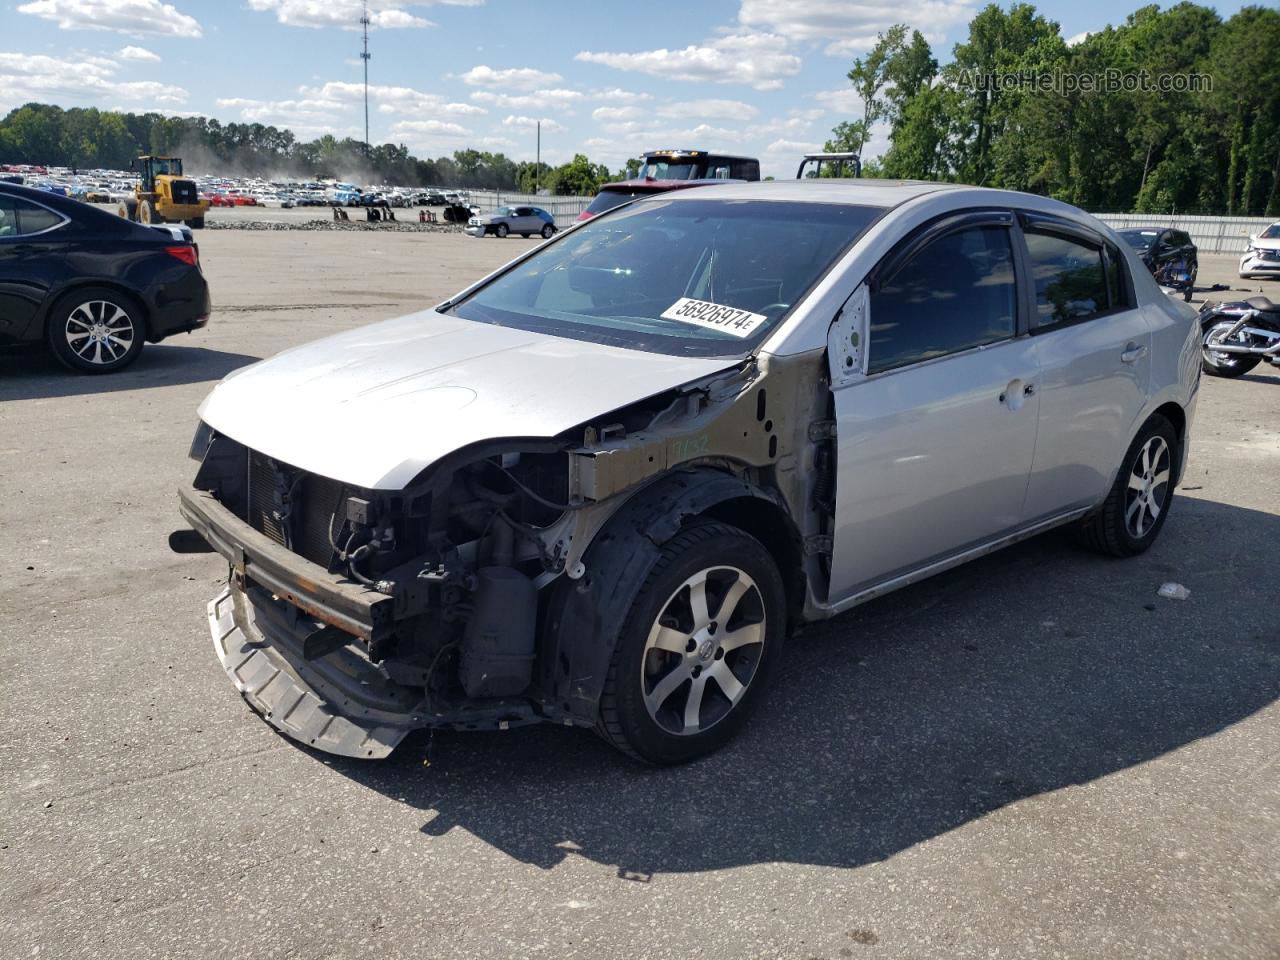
[65,300,135,366]
[641,566,766,736]
[1125,435,1171,538]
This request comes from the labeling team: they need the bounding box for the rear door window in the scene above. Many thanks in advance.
[1024,231,1108,328]
[0,197,64,237]
[868,225,1018,374]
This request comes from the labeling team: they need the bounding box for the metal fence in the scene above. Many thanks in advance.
[466,189,592,221]
[1091,213,1273,254]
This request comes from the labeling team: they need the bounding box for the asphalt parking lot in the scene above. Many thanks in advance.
[1,232,1277,960]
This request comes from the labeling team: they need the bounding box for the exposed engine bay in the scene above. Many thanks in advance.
[178,351,833,757]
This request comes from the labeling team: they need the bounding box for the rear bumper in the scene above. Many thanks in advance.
[148,270,211,341]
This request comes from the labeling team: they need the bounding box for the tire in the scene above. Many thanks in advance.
[46,287,146,374]
[139,199,158,224]
[1076,415,1178,557]
[596,520,786,765]
[188,217,205,229]
[119,199,139,222]
[495,223,509,238]
[1201,319,1262,377]
[541,223,554,239]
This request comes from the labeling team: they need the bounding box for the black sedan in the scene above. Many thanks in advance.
[0,182,210,373]
[1116,227,1198,301]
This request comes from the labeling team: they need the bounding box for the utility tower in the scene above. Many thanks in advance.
[360,1,371,152]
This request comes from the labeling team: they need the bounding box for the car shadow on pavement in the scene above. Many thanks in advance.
[327,494,1278,878]
[0,343,258,401]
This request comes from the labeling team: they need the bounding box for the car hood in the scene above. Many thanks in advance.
[197,310,736,489]
[1248,237,1280,251]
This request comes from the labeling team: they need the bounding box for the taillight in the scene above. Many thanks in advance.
[165,245,198,266]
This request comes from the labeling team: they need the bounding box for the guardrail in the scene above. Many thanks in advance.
[1091,213,1273,255]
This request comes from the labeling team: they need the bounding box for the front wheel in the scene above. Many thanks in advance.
[1076,415,1178,557]
[541,223,555,239]
[1201,320,1262,377]
[46,287,146,374]
[596,521,785,765]
[495,223,509,238]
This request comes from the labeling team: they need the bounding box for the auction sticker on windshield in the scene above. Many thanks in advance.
[660,298,768,338]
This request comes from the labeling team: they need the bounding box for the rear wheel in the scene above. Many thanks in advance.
[187,217,205,229]
[495,223,509,238]
[46,287,146,374]
[596,521,785,765]
[1201,320,1262,377]
[1076,415,1178,557]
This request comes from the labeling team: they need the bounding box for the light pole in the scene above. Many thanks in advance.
[360,1,371,155]
[535,120,540,195]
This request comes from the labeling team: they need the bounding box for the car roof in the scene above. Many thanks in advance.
[647,178,959,206]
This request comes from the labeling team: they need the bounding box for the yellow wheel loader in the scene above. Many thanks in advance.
[118,156,210,229]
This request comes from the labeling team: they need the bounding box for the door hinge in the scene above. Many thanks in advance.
[808,420,837,441]
[803,534,833,556]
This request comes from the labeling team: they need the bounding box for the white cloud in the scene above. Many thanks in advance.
[0,50,188,112]
[1066,30,1091,46]
[589,88,654,103]
[738,0,974,54]
[470,88,582,111]
[117,44,160,61]
[762,137,824,156]
[656,98,759,122]
[460,65,563,90]
[245,0,481,30]
[503,115,566,133]
[18,0,201,37]
[301,80,484,117]
[591,105,644,123]
[576,32,800,91]
[815,87,865,115]
[216,96,345,128]
[386,117,507,155]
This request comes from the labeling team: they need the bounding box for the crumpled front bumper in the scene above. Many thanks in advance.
[207,584,423,758]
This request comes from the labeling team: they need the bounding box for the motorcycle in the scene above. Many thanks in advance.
[1199,296,1280,378]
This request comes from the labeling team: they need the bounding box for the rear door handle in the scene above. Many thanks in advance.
[1120,343,1147,364]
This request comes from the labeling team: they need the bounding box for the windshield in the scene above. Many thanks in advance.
[495,206,513,216]
[638,161,701,180]
[584,190,645,215]
[1260,224,1280,239]
[449,199,884,357]
[1119,230,1158,253]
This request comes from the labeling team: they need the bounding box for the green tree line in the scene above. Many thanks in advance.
[0,103,626,195]
[828,3,1280,215]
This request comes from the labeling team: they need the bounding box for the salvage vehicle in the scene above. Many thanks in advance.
[0,182,210,373]
[1239,222,1280,279]
[176,180,1200,765]
[1117,228,1198,302]
[1198,295,1280,377]
[466,205,556,239]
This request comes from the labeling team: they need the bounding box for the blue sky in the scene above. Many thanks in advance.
[1,0,1257,178]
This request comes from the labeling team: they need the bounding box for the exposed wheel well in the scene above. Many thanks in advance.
[1150,401,1187,483]
[695,495,805,625]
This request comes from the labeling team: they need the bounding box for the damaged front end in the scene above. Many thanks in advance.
[179,351,833,758]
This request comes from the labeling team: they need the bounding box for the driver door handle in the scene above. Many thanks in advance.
[1121,342,1148,364]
